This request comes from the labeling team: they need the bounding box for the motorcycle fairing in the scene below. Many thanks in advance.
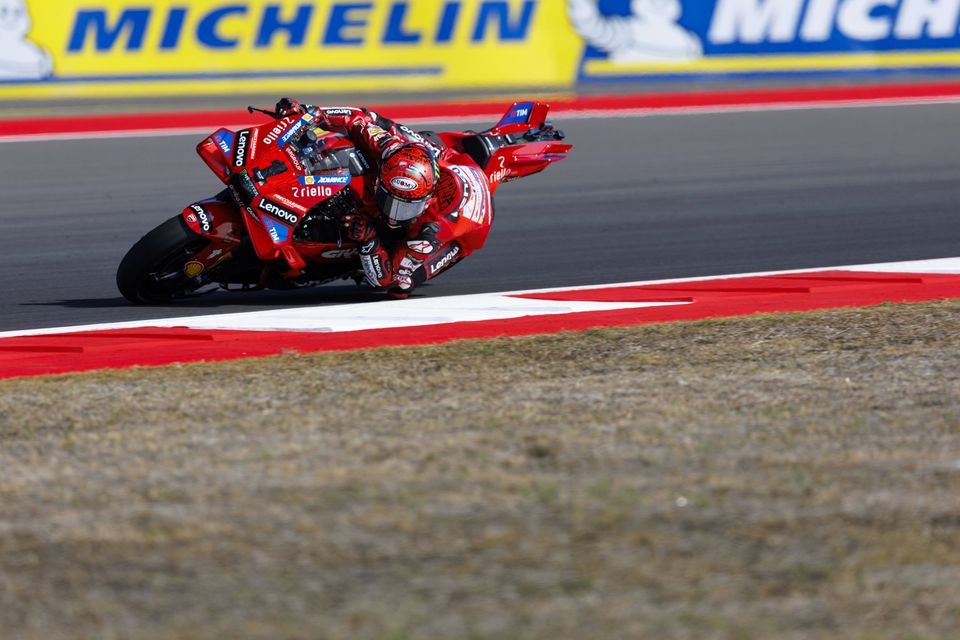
[182,198,244,243]
[198,128,234,182]
[179,197,247,278]
[212,130,235,157]
[441,102,572,193]
[275,113,315,148]
[260,215,290,243]
[488,101,550,136]
[494,102,535,129]
[198,117,365,272]
[484,140,571,191]
[433,151,494,254]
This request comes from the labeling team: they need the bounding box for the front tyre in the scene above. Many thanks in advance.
[117,215,210,304]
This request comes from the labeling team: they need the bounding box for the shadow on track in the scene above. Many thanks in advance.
[22,285,394,310]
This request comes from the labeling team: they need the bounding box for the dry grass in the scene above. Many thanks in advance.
[2,301,960,640]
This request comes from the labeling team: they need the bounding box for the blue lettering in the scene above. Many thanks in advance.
[324,3,372,45]
[278,116,309,147]
[435,2,461,43]
[66,1,539,55]
[472,1,535,42]
[68,9,150,52]
[160,7,188,50]
[257,4,314,48]
[384,2,422,44]
[197,5,248,49]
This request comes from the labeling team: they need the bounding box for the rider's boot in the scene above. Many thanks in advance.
[387,224,441,298]
[387,254,420,299]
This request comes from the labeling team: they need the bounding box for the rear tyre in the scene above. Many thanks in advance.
[117,215,210,304]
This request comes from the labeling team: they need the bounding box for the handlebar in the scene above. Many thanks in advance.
[247,105,280,119]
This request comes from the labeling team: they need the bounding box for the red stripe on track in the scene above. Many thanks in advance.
[6,82,960,139]
[2,270,959,379]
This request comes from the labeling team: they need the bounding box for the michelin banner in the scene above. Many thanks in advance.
[4,0,960,99]
[0,0,582,98]
[574,0,960,81]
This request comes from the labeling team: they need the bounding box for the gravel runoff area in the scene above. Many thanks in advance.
[1,300,959,640]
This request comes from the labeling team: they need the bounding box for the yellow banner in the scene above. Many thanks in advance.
[0,0,582,99]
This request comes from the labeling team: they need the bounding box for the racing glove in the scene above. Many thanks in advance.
[341,213,376,243]
[275,97,304,118]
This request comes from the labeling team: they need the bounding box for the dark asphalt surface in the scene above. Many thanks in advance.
[1,103,959,332]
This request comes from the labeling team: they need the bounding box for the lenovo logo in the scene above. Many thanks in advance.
[258,199,298,225]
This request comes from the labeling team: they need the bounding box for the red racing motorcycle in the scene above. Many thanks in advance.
[116,101,571,304]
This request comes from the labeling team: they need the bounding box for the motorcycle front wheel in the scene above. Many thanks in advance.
[117,215,211,304]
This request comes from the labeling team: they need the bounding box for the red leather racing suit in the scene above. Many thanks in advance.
[314,106,493,296]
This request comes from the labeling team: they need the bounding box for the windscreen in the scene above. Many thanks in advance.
[293,130,371,177]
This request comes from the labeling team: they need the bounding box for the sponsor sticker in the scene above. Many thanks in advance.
[277,113,314,148]
[496,102,533,127]
[351,150,371,173]
[429,244,460,275]
[249,128,259,161]
[406,240,434,255]
[449,165,491,225]
[321,247,359,259]
[487,154,509,185]
[298,174,351,186]
[390,176,418,192]
[360,253,386,285]
[190,204,212,233]
[213,130,235,156]
[370,255,385,279]
[233,129,251,168]
[258,198,299,225]
[263,117,295,146]
[270,193,308,213]
[284,145,303,172]
[260,216,290,244]
[292,185,336,199]
[236,170,260,201]
[183,261,204,278]
[397,124,427,145]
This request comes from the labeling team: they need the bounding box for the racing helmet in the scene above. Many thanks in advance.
[375,143,438,225]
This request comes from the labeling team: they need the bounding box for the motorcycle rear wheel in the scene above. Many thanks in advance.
[117,215,211,304]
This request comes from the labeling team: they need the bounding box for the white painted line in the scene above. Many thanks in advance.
[142,297,683,333]
[1,257,958,339]
[480,256,960,295]
[4,96,960,144]
[843,256,960,274]
[0,296,685,339]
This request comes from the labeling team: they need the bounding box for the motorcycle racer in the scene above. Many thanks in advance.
[274,97,489,299]
[117,98,569,305]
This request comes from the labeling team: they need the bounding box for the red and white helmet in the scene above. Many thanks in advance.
[376,143,438,225]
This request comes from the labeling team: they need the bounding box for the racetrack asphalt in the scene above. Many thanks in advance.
[1,103,959,332]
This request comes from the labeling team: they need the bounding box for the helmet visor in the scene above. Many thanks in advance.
[377,186,428,225]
